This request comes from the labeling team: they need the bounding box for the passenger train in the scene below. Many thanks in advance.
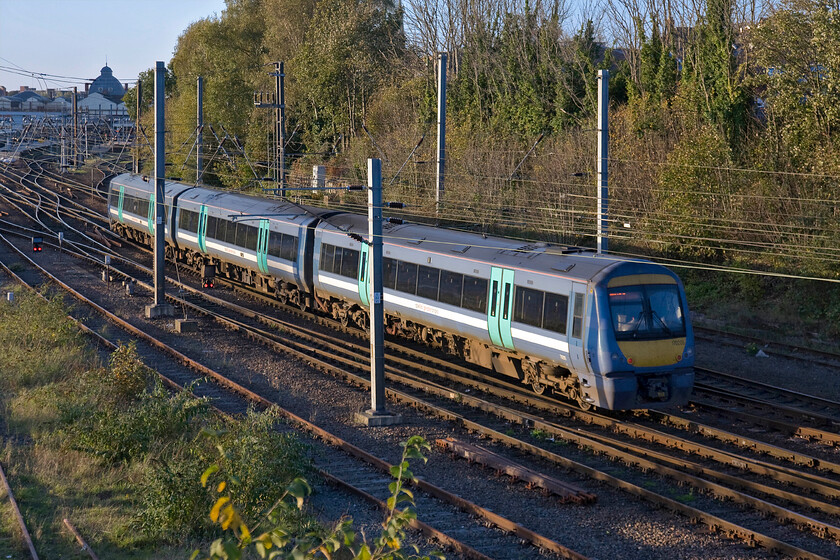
[108,173,695,411]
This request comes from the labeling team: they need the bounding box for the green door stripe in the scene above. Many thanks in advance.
[487,267,503,347]
[500,268,515,350]
[117,186,124,223]
[147,194,155,234]
[358,244,370,308]
[257,220,270,274]
[197,205,208,253]
[488,266,515,350]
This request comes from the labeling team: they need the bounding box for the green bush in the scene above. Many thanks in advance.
[59,378,209,463]
[134,410,311,544]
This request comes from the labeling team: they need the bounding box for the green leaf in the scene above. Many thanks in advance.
[357,544,372,560]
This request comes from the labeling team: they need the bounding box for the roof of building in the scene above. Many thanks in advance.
[9,90,48,103]
[89,65,124,102]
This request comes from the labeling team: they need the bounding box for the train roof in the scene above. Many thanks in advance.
[319,211,649,283]
[112,174,663,283]
[112,174,334,226]
[112,173,194,198]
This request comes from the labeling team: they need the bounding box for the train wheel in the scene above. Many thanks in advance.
[531,381,547,395]
[576,397,594,411]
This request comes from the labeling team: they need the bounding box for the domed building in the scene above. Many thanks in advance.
[89,65,125,102]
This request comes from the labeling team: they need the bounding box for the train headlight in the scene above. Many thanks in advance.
[611,353,620,361]
[683,348,694,359]
[627,357,634,365]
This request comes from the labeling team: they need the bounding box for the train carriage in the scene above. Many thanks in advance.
[108,173,694,411]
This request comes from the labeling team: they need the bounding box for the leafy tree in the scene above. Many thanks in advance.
[292,0,407,153]
[123,66,176,122]
[679,0,749,145]
[750,0,840,163]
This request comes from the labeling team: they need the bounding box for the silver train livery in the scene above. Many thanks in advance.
[108,173,695,410]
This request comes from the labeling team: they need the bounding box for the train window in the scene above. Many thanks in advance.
[340,248,359,278]
[396,261,418,294]
[462,276,488,313]
[438,271,463,307]
[215,218,228,242]
[206,216,218,239]
[542,292,568,335]
[224,220,236,244]
[383,258,397,289]
[281,234,298,262]
[610,285,685,340]
[490,281,499,317]
[514,286,544,328]
[329,246,341,273]
[572,293,584,338]
[416,265,440,300]
[268,231,282,257]
[242,225,258,251]
[320,243,335,272]
[180,210,198,233]
[502,284,512,320]
[138,197,149,217]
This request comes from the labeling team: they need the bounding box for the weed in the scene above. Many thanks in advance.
[530,429,552,441]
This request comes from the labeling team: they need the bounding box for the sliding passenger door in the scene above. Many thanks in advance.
[117,185,124,223]
[197,205,209,253]
[487,267,515,350]
[357,244,371,307]
[568,283,590,373]
[146,194,155,234]
[256,219,270,273]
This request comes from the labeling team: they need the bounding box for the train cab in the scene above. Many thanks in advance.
[581,262,695,410]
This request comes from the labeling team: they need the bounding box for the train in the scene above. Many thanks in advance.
[107,173,695,411]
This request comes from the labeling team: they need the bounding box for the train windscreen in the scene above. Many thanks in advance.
[609,284,685,340]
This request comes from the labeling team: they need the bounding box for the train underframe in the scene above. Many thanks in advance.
[113,229,593,407]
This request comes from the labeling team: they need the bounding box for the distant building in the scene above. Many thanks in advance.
[88,65,126,102]
[78,92,127,116]
[45,97,70,112]
[8,90,48,110]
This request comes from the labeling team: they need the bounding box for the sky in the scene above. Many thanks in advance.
[0,0,228,93]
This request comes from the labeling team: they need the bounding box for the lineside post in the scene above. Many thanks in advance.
[597,69,609,254]
[146,61,174,319]
[134,81,142,174]
[72,87,78,169]
[197,76,203,183]
[356,158,401,427]
[435,52,447,220]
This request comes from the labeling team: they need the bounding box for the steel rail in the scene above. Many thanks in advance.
[0,461,39,560]
[689,390,840,445]
[696,366,840,417]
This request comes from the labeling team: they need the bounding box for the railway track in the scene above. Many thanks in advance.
[3,155,840,558]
